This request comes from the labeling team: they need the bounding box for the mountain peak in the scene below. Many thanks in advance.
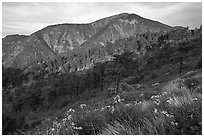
[2,13,172,69]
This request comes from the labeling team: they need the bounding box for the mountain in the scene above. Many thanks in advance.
[2,12,202,135]
[2,13,172,70]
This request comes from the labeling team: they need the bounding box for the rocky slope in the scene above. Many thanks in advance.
[2,13,172,70]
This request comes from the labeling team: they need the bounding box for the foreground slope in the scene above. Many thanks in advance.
[2,26,202,134]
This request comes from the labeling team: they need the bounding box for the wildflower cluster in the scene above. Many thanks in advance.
[101,106,111,111]
[150,94,162,106]
[113,95,124,104]
[160,110,174,118]
[43,108,83,135]
[125,103,132,107]
[65,108,82,131]
[28,71,201,135]
[170,121,179,126]
[101,95,125,113]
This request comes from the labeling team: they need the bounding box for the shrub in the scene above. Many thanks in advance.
[101,120,142,135]
[2,113,26,135]
[73,110,107,135]
[158,78,202,135]
[183,78,200,92]
[120,92,140,103]
[104,102,156,130]
[166,96,202,135]
[101,102,174,135]
[162,78,187,96]
[196,59,202,69]
[150,73,158,79]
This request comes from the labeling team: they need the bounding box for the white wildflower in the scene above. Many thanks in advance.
[154,108,158,113]
[67,108,75,113]
[151,95,161,99]
[162,92,167,95]
[193,98,198,101]
[101,108,105,111]
[63,118,67,123]
[53,121,58,126]
[190,114,194,119]
[105,106,111,109]
[161,110,173,117]
[154,100,160,105]
[71,122,75,126]
[171,122,178,126]
[67,115,73,121]
[110,106,115,113]
[101,106,111,111]
[138,101,142,104]
[139,94,144,97]
[79,104,87,109]
[161,110,168,114]
[125,104,131,107]
[165,113,170,117]
[166,99,171,104]
[73,126,82,130]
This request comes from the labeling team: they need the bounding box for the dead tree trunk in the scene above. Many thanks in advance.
[116,73,120,95]
[179,57,183,74]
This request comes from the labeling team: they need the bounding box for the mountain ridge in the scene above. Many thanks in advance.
[2,13,172,70]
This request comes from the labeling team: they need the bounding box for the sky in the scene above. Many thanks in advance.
[2,2,202,37]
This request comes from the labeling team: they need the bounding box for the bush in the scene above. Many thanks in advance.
[150,73,158,79]
[158,78,202,135]
[2,113,26,135]
[73,110,107,135]
[166,95,202,134]
[196,59,202,69]
[103,102,159,133]
[101,120,143,135]
[100,101,176,135]
[183,78,200,92]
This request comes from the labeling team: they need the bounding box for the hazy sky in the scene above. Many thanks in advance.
[2,2,202,37]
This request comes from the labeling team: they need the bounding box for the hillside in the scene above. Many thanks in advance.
[2,23,202,135]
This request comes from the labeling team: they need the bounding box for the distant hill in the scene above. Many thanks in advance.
[2,13,172,70]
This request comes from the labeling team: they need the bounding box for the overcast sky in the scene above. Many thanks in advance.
[2,2,202,37]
